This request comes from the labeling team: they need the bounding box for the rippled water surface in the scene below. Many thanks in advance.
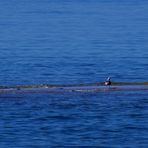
[0,91,148,147]
[0,0,148,147]
[0,0,148,85]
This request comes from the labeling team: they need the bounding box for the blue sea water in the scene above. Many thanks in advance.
[0,0,148,147]
[0,91,148,147]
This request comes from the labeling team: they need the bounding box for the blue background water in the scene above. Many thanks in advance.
[0,91,148,147]
[0,0,148,86]
[0,0,148,147]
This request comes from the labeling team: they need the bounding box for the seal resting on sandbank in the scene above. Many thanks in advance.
[105,77,111,86]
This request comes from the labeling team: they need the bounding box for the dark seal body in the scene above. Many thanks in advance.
[105,77,111,86]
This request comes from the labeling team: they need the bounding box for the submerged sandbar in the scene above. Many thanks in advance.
[0,82,148,93]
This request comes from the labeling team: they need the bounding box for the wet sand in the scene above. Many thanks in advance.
[0,84,148,94]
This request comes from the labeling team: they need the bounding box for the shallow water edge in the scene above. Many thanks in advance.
[0,82,148,94]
